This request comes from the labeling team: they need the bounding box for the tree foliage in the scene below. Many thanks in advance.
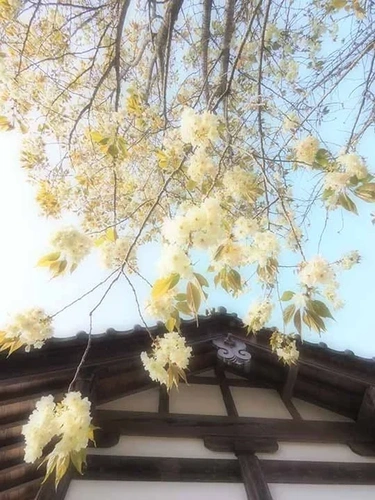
[0,0,374,483]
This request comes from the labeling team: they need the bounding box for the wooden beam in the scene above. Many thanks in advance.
[238,454,273,500]
[82,455,241,482]
[262,459,375,484]
[76,455,375,485]
[96,410,370,444]
[215,365,238,417]
[204,436,278,454]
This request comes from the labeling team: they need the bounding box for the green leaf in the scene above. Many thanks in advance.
[186,281,201,315]
[303,309,326,333]
[175,293,187,302]
[176,301,192,316]
[106,227,118,242]
[89,130,104,143]
[0,115,13,131]
[283,304,296,324]
[194,273,209,288]
[50,259,67,277]
[151,273,180,299]
[187,179,197,191]
[322,188,334,201]
[37,252,61,267]
[71,450,85,475]
[226,268,242,295]
[355,183,375,203]
[293,309,302,334]
[331,0,347,8]
[308,300,334,319]
[107,143,119,157]
[281,290,295,301]
[213,244,225,261]
[337,192,358,214]
[165,316,177,332]
[314,148,329,168]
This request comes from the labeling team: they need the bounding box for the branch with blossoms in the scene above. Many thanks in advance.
[0,0,374,487]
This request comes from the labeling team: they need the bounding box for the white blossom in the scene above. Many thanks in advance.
[100,237,137,270]
[276,340,300,365]
[23,396,57,463]
[23,392,93,466]
[324,171,351,191]
[187,148,216,182]
[51,227,91,264]
[233,217,259,240]
[180,108,219,147]
[339,250,360,270]
[3,307,53,351]
[299,256,335,288]
[294,136,320,165]
[243,300,273,331]
[158,245,192,279]
[246,231,280,268]
[270,331,299,365]
[337,153,368,180]
[145,290,176,321]
[141,332,192,387]
[223,166,261,201]
[162,197,225,250]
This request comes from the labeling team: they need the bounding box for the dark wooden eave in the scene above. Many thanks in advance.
[0,309,374,499]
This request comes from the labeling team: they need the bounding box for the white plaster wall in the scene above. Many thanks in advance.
[292,398,353,422]
[88,436,234,459]
[65,481,248,500]
[230,387,292,419]
[269,484,375,500]
[169,384,227,415]
[257,442,375,463]
[98,388,159,412]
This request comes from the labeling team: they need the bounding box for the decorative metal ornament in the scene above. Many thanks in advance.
[213,334,251,371]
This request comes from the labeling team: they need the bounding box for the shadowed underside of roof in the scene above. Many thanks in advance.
[0,309,374,499]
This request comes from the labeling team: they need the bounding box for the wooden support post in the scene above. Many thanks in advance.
[215,364,238,417]
[281,364,301,420]
[158,385,169,414]
[357,386,375,435]
[237,454,273,500]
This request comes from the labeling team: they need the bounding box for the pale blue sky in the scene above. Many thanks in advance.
[0,128,374,358]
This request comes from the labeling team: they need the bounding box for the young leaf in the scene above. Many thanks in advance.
[337,192,358,214]
[186,281,201,315]
[0,115,13,131]
[355,183,375,203]
[281,290,295,301]
[193,273,209,288]
[37,252,61,267]
[283,304,296,324]
[213,244,225,261]
[165,316,177,332]
[151,273,180,299]
[293,309,302,334]
[303,309,326,333]
[308,300,334,319]
[314,148,329,168]
[106,227,118,242]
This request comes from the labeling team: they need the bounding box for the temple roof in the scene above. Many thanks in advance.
[0,309,374,499]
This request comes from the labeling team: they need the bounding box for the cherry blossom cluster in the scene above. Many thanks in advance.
[141,331,192,389]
